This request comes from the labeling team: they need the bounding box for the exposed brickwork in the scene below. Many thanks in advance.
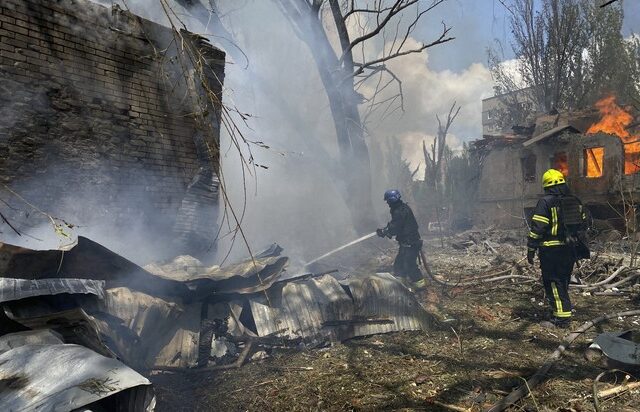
[0,0,224,260]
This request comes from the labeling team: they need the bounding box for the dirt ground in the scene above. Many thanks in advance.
[153,233,640,411]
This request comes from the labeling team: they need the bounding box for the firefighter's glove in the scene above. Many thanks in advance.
[527,248,536,265]
[376,228,386,238]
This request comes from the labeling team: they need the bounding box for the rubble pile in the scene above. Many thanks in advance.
[420,229,640,295]
[0,236,433,411]
[169,229,640,412]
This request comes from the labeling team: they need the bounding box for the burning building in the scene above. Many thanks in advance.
[0,0,224,260]
[474,97,640,230]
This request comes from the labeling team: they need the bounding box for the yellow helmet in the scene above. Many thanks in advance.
[542,169,566,188]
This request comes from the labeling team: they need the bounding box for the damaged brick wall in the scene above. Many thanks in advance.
[0,0,224,260]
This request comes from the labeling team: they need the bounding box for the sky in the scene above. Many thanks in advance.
[416,0,640,72]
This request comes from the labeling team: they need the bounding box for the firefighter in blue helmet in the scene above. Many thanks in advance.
[377,190,425,288]
[527,169,590,328]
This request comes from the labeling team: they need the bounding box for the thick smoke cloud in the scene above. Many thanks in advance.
[80,0,498,266]
[361,38,494,173]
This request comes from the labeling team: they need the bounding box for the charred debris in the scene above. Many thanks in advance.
[0,236,432,410]
[0,0,429,409]
[1,0,640,411]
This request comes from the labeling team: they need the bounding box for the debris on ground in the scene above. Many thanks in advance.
[0,236,435,410]
[586,330,640,371]
[150,229,640,412]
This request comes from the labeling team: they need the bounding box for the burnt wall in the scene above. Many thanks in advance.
[474,133,627,229]
[474,146,528,228]
[0,0,225,261]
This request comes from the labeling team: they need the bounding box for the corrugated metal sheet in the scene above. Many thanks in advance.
[96,287,200,369]
[0,237,188,298]
[3,305,116,359]
[0,238,287,297]
[0,277,105,303]
[249,273,430,342]
[343,272,432,337]
[149,302,201,369]
[144,255,288,295]
[250,274,353,342]
[0,329,63,355]
[0,343,155,411]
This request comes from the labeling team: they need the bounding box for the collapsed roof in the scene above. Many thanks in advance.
[0,236,433,411]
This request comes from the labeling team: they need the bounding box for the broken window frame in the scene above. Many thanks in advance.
[623,141,640,175]
[521,153,537,183]
[582,146,605,178]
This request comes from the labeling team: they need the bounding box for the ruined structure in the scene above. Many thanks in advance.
[474,99,640,230]
[0,0,224,260]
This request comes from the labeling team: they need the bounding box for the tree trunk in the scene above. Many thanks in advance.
[278,0,376,232]
[182,0,376,233]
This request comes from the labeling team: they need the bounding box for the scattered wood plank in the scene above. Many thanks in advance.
[597,381,640,399]
[484,309,640,412]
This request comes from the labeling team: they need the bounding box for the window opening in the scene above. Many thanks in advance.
[584,147,604,178]
[521,154,536,182]
[551,152,569,177]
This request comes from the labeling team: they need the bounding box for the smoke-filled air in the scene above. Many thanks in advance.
[1,0,640,411]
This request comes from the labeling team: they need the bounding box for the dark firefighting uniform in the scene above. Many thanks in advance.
[527,185,587,324]
[384,201,422,282]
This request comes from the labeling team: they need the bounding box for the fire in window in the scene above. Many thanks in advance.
[521,154,536,182]
[551,152,569,176]
[624,142,640,175]
[583,147,604,178]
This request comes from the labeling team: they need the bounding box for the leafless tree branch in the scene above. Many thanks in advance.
[352,22,453,76]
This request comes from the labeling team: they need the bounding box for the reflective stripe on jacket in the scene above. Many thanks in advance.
[527,187,586,250]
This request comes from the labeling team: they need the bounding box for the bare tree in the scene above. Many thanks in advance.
[423,101,459,190]
[422,101,459,244]
[490,0,639,126]
[177,0,453,232]
[271,0,454,232]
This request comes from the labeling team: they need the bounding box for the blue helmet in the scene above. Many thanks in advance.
[383,189,401,203]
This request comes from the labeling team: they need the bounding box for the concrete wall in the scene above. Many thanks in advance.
[0,0,225,261]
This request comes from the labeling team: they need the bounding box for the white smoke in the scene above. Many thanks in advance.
[77,0,499,264]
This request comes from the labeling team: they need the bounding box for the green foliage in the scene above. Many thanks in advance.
[580,2,640,106]
[490,0,640,123]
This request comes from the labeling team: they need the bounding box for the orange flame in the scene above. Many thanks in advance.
[586,96,640,175]
[584,147,604,178]
[552,152,569,177]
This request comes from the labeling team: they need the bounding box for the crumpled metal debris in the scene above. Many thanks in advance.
[144,243,288,295]
[0,341,155,411]
[248,273,431,343]
[588,330,640,370]
[0,235,432,383]
[0,277,105,303]
[0,236,188,298]
[0,329,63,354]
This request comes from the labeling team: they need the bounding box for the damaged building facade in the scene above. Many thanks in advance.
[0,0,224,259]
[474,98,640,231]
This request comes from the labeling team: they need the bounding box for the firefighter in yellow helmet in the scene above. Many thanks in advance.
[527,169,590,328]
